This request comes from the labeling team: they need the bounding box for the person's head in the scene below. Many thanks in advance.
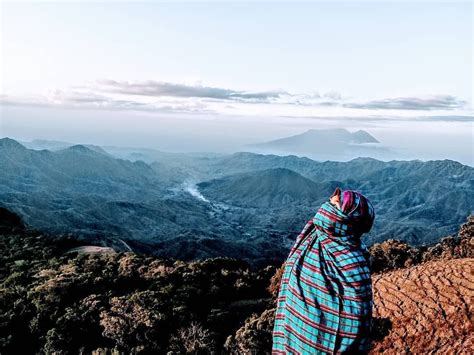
[326,187,375,237]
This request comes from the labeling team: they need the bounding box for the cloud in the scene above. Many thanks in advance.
[416,115,474,122]
[2,80,469,118]
[94,79,285,102]
[52,80,471,112]
[279,114,474,122]
[344,95,466,110]
[1,90,212,114]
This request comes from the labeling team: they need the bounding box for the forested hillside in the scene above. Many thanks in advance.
[1,208,472,353]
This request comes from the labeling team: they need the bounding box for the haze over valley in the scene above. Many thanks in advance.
[1,134,472,266]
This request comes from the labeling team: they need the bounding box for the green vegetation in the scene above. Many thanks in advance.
[1,207,472,354]
[0,219,275,353]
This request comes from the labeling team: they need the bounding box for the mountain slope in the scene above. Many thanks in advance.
[199,156,474,246]
[0,138,182,238]
[198,168,338,208]
[1,137,472,259]
[0,138,161,192]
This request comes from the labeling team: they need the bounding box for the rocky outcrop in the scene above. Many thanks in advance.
[371,258,473,353]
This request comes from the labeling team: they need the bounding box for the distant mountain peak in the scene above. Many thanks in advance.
[0,137,26,150]
[241,127,388,161]
[198,167,335,208]
[59,144,110,156]
[350,130,379,143]
[251,128,380,155]
[298,128,378,143]
[66,144,95,153]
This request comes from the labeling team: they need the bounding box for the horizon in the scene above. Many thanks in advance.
[1,132,472,168]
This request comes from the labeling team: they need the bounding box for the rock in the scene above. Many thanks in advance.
[371,258,474,353]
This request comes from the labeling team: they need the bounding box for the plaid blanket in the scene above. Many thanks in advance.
[272,190,375,354]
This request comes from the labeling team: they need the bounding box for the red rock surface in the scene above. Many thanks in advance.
[371,258,474,354]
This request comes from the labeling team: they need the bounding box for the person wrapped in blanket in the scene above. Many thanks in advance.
[272,188,375,354]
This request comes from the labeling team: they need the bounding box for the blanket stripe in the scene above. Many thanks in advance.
[272,190,375,354]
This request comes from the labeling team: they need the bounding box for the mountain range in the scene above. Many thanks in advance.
[247,128,392,161]
[1,136,473,265]
[23,128,391,163]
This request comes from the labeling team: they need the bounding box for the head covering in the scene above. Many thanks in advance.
[341,190,375,235]
[313,189,375,244]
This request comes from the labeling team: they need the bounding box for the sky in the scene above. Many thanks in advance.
[0,1,473,163]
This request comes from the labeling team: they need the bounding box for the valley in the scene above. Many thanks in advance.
[1,135,473,266]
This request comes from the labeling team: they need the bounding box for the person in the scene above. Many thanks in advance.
[272,188,375,354]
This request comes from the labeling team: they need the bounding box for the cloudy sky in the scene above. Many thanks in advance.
[1,1,473,163]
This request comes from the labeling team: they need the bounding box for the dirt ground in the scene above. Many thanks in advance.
[370,258,474,354]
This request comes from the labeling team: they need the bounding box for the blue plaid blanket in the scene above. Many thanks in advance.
[272,190,375,354]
